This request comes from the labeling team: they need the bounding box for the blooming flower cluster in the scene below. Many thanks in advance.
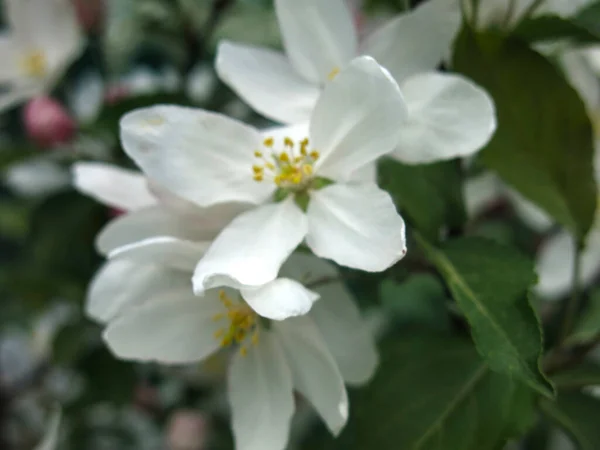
[72,0,496,448]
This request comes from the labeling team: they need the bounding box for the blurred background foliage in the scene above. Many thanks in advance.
[1,0,600,449]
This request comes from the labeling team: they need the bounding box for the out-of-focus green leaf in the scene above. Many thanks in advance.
[379,276,450,330]
[574,1,600,38]
[379,159,466,241]
[305,334,537,450]
[210,4,281,50]
[552,361,600,389]
[513,15,600,43]
[453,28,597,242]
[417,235,554,398]
[541,391,600,450]
[567,290,600,345]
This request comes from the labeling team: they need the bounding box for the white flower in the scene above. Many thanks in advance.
[89,250,378,450]
[120,57,408,299]
[216,0,496,164]
[0,0,83,110]
[73,162,322,320]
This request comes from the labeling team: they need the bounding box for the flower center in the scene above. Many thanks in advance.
[328,67,340,81]
[212,290,259,356]
[252,136,320,191]
[20,50,48,78]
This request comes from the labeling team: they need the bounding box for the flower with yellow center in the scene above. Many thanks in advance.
[0,0,83,110]
[121,57,409,299]
[90,247,378,450]
[216,0,497,165]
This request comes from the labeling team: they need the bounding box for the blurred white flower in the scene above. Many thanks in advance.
[67,70,105,124]
[4,157,70,197]
[118,66,181,97]
[0,0,83,111]
[34,408,62,450]
[186,64,218,104]
[91,251,377,450]
[167,410,209,450]
[120,57,407,300]
[216,0,496,164]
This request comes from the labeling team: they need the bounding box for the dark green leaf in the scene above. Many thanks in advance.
[513,15,600,43]
[552,361,600,389]
[416,234,554,398]
[567,290,600,345]
[379,276,450,330]
[453,28,597,241]
[379,158,466,241]
[574,1,600,38]
[541,391,600,450]
[305,334,537,450]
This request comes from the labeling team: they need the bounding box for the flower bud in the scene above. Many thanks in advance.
[72,0,105,33]
[23,97,76,148]
[167,410,209,450]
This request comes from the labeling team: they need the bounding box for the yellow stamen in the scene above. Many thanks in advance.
[328,67,340,81]
[263,137,274,147]
[279,152,290,163]
[212,290,260,356]
[254,151,263,157]
[284,137,294,147]
[310,150,320,160]
[20,50,47,78]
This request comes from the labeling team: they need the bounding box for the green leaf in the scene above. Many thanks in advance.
[416,234,554,398]
[552,361,600,389]
[567,290,600,345]
[304,334,537,450]
[513,15,600,43]
[452,28,597,241]
[379,158,466,241]
[379,276,450,330]
[574,1,600,38]
[541,391,600,450]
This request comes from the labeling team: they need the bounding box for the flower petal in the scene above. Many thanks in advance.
[86,259,190,323]
[0,35,19,82]
[216,41,319,124]
[274,316,348,435]
[361,0,461,82]
[309,282,379,385]
[109,237,209,272]
[193,199,307,294]
[307,183,406,272]
[228,330,294,450]
[103,288,224,363]
[97,206,202,256]
[120,105,273,207]
[275,0,357,83]
[72,162,155,211]
[241,278,319,321]
[392,73,496,164]
[310,56,408,180]
[535,230,600,301]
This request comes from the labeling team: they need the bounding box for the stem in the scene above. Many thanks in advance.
[560,238,584,343]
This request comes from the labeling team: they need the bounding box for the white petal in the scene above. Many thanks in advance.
[361,0,461,82]
[535,230,600,300]
[216,41,319,124]
[464,172,503,218]
[67,70,104,124]
[279,252,338,283]
[103,289,224,363]
[560,48,600,115]
[307,183,406,272]
[506,188,554,233]
[228,331,294,450]
[275,0,357,83]
[349,162,377,183]
[0,35,19,82]
[193,199,307,294]
[392,73,496,164]
[310,56,408,180]
[109,237,209,272]
[72,162,155,211]
[86,259,190,323]
[274,316,348,435]
[120,105,273,207]
[241,278,319,321]
[35,408,61,450]
[309,283,379,385]
[97,206,202,256]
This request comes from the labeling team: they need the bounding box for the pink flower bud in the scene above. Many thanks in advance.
[167,410,209,450]
[23,97,76,149]
[72,0,106,33]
